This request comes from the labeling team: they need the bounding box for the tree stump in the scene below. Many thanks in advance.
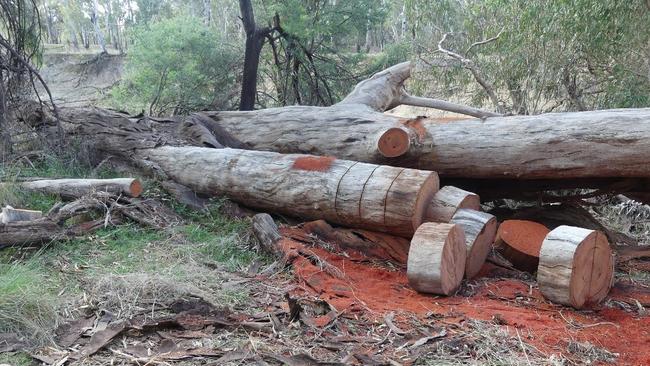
[450,209,497,278]
[407,222,466,295]
[425,186,480,223]
[537,225,614,309]
[494,220,550,272]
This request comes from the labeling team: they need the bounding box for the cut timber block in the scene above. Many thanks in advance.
[538,226,614,309]
[451,209,497,278]
[0,206,43,223]
[407,222,466,295]
[494,220,550,273]
[425,186,480,223]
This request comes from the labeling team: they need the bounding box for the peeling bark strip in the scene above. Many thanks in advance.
[538,226,614,309]
[407,222,466,295]
[142,147,439,237]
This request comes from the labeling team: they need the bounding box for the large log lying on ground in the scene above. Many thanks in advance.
[142,147,438,237]
[537,226,614,309]
[3,178,143,199]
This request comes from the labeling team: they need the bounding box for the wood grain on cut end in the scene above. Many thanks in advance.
[451,209,497,278]
[494,220,550,273]
[538,225,614,309]
[407,222,466,295]
[129,179,143,197]
[377,127,411,157]
[408,170,440,231]
[425,186,480,223]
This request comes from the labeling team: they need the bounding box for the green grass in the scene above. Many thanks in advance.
[0,352,33,366]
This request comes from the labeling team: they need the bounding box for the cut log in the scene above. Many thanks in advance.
[450,209,497,278]
[0,206,43,223]
[494,220,550,273]
[538,226,614,309]
[407,222,466,295]
[425,186,480,223]
[13,178,143,199]
[251,213,283,258]
[142,147,439,237]
[377,126,418,158]
[0,218,63,248]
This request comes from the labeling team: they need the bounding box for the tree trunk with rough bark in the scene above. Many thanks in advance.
[7,178,143,199]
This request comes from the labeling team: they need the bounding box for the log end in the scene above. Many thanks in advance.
[451,209,497,279]
[494,219,550,273]
[129,179,144,198]
[407,222,466,295]
[538,226,614,309]
[377,127,411,158]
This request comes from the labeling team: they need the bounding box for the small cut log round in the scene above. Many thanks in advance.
[377,126,416,158]
[494,220,550,273]
[450,209,497,278]
[407,222,466,295]
[537,225,614,309]
[425,186,480,223]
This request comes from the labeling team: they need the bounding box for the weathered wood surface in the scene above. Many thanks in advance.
[142,147,439,237]
[425,186,480,223]
[538,226,614,309]
[0,206,43,223]
[407,222,466,295]
[251,213,283,258]
[9,178,142,199]
[0,219,62,248]
[450,209,497,278]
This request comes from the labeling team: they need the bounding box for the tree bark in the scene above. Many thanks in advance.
[0,219,63,248]
[407,222,466,295]
[0,207,43,223]
[425,186,480,223]
[537,225,614,309]
[238,0,270,111]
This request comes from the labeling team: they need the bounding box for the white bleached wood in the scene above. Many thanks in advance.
[425,186,480,223]
[0,206,43,223]
[14,178,143,199]
[450,209,497,278]
[407,222,466,295]
[140,147,438,237]
[538,225,614,309]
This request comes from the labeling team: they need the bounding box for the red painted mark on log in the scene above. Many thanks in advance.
[292,156,336,172]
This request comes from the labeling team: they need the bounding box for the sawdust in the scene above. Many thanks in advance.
[278,224,650,365]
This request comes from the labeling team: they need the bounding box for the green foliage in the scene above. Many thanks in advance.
[110,15,241,115]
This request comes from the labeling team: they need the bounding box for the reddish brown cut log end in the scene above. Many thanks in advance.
[494,219,550,273]
[411,172,441,231]
[377,128,411,157]
[291,156,336,172]
[129,179,144,198]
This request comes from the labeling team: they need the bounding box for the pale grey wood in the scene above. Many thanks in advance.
[451,209,497,278]
[425,186,481,223]
[251,213,282,258]
[0,206,43,223]
[538,225,614,309]
[140,147,438,237]
[407,222,466,295]
[204,106,650,180]
[13,178,142,199]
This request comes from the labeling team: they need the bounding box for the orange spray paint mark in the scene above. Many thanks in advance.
[292,156,336,172]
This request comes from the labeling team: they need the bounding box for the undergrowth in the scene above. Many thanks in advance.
[0,155,265,348]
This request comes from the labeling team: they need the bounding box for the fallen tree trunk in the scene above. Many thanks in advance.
[141,147,438,237]
[0,218,62,248]
[8,178,143,199]
[23,62,650,201]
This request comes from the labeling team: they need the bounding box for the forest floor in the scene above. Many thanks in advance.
[0,157,649,366]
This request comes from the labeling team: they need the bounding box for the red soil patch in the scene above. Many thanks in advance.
[291,156,336,172]
[496,220,550,257]
[275,224,650,365]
